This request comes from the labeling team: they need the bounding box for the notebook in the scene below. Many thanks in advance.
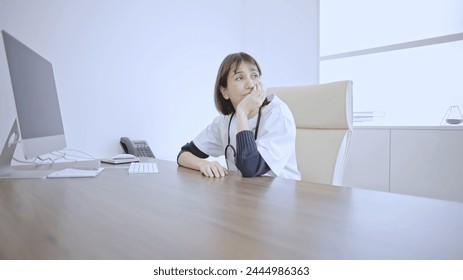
[47,168,104,178]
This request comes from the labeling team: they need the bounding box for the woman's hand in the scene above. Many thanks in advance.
[199,160,229,177]
[235,83,266,133]
[236,82,267,119]
[178,152,228,178]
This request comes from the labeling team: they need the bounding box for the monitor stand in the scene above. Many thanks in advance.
[0,119,53,178]
[1,119,101,179]
[1,119,100,178]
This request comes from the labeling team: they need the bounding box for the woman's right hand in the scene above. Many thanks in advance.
[199,160,229,178]
[178,152,228,178]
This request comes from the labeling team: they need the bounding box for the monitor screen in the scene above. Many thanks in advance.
[2,30,66,159]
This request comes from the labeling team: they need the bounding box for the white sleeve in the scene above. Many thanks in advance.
[193,115,226,158]
[256,105,297,176]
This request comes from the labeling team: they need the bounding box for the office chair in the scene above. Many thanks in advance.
[267,80,353,186]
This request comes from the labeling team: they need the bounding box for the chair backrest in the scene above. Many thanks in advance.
[267,81,353,186]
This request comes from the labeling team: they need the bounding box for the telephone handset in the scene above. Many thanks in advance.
[120,137,155,158]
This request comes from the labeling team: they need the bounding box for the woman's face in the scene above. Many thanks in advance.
[220,61,261,110]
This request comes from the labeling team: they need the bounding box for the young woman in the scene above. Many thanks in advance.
[177,52,301,180]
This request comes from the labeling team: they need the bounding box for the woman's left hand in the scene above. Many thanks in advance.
[236,83,267,118]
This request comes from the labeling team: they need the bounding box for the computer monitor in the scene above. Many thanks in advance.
[0,30,68,178]
[2,30,66,159]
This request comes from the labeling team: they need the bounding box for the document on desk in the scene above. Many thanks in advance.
[47,168,104,178]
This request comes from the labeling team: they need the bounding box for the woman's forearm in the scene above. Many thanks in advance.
[178,151,228,177]
[178,151,204,171]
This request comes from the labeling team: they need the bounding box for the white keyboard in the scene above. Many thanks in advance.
[128,162,158,174]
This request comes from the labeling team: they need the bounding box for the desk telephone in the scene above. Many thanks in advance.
[120,137,155,158]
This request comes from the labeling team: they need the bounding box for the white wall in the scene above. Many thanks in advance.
[241,0,319,87]
[0,0,318,162]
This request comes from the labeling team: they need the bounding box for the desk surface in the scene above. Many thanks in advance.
[1,159,463,259]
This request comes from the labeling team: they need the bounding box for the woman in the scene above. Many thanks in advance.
[177,52,300,180]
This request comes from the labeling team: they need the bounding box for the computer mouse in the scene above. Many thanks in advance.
[112,153,137,160]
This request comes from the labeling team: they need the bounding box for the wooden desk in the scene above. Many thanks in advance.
[1,159,462,259]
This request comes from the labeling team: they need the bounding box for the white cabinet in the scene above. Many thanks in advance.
[344,126,463,202]
[343,129,390,192]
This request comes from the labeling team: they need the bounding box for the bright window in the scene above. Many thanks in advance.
[320,0,463,126]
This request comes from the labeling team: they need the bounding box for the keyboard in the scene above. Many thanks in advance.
[128,162,158,174]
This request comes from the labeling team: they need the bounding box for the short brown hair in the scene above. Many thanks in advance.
[214,52,262,115]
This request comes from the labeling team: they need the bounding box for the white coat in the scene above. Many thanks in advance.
[193,94,301,181]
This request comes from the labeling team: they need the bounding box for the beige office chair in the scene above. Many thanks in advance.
[267,80,353,186]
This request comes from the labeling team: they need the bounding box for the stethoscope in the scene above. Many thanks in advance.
[224,98,268,170]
